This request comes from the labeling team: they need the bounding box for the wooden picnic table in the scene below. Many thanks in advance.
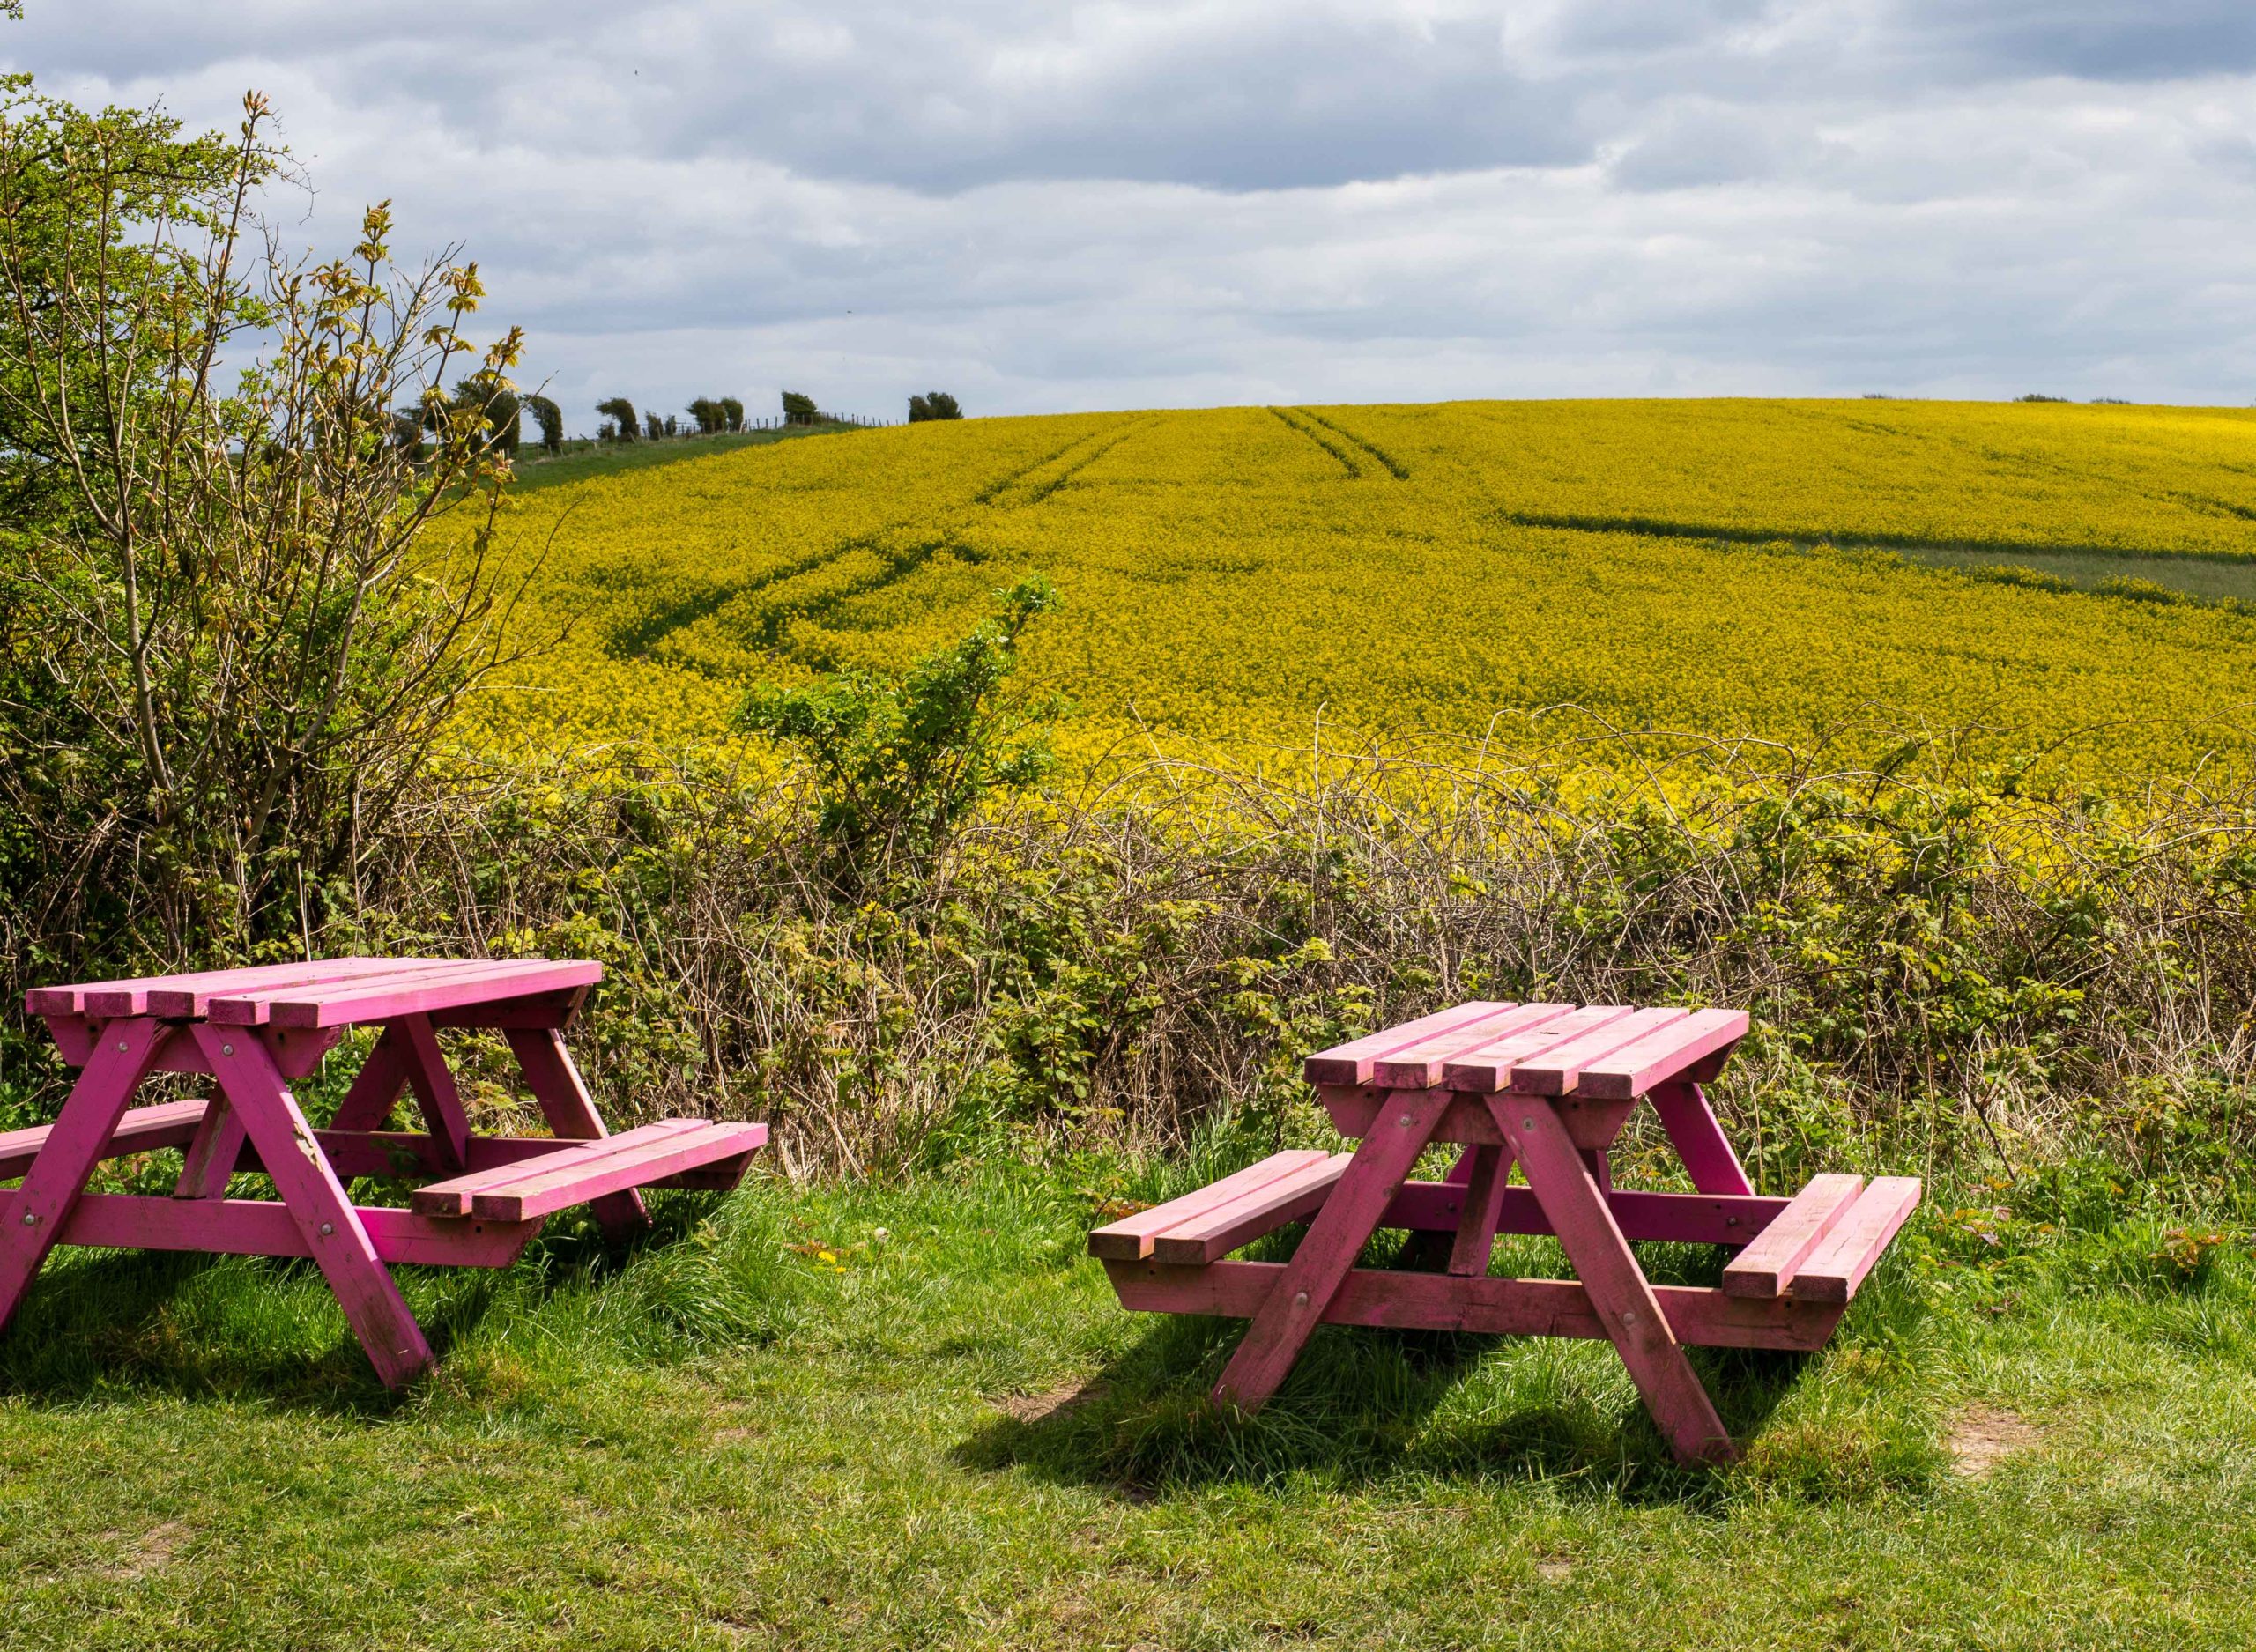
[1093,1000,1919,1463]
[2,958,766,1387]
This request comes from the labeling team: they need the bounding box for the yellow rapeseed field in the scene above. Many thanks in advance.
[461,399,2256,784]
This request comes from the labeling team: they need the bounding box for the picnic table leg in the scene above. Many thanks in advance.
[1648,1079,1754,1197]
[1211,1085,1454,1415]
[1493,1094,1735,1463]
[193,1026,434,1389]
[396,1014,472,1173]
[174,1094,244,1199]
[0,1018,170,1335]
[505,1029,648,1238]
[329,1025,412,1132]
[1446,1143,1512,1277]
[1398,1147,1478,1270]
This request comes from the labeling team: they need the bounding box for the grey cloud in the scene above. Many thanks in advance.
[5,3,2254,422]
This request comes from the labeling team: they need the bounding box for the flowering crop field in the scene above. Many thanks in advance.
[463,398,2256,783]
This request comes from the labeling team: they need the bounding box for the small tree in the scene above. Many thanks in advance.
[0,80,523,969]
[737,575,1061,889]
[595,396,636,441]
[908,391,963,422]
[523,393,564,454]
[686,396,724,434]
[781,389,819,425]
[664,412,679,438]
[644,410,664,441]
[720,396,745,433]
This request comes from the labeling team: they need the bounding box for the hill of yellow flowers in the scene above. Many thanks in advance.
[462,398,2256,784]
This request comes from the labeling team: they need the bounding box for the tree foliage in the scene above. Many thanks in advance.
[0,78,523,982]
[522,392,563,453]
[781,389,819,425]
[595,395,636,441]
[908,390,962,422]
[719,396,745,433]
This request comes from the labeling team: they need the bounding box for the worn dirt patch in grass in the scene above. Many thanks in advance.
[94,1521,187,1582]
[992,1380,1109,1425]
[1948,1405,2042,1478]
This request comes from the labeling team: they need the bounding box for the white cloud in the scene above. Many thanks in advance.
[8,2,2255,423]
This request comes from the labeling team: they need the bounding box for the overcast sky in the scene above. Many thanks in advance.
[12,3,2256,426]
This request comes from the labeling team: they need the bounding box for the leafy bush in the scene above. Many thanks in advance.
[782,390,819,424]
[735,574,1061,888]
[909,391,963,422]
[720,396,745,432]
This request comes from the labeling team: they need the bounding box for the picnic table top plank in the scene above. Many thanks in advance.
[1576,1009,1752,1100]
[207,959,605,1027]
[26,958,404,1019]
[1302,1001,1517,1086]
[1506,1007,1689,1097]
[1439,1004,1635,1093]
[1368,1003,1574,1090]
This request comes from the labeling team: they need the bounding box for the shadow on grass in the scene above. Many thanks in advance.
[955,1225,1918,1508]
[0,1190,728,1414]
[956,1308,1820,1508]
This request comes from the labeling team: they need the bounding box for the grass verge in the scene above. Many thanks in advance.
[0,1159,2250,1649]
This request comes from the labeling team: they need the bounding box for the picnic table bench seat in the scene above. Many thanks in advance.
[2,958,768,1388]
[1093,1000,1922,1463]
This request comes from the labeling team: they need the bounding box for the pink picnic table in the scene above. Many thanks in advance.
[2,958,766,1387]
[1093,1000,1920,1463]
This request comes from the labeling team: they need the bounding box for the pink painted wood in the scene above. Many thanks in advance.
[409,1119,707,1216]
[62,1194,540,1268]
[1116,998,1917,1463]
[1791,1177,1922,1303]
[24,958,404,1019]
[0,1098,209,1181]
[1106,1259,1846,1352]
[11,957,769,1388]
[1381,1182,1787,1247]
[1491,1092,1733,1461]
[1089,1151,1333,1261]
[1301,1002,1517,1086]
[1506,1007,1687,1096]
[504,1026,649,1237]
[1577,1010,1750,1100]
[0,1019,173,1334]
[1149,1153,1352,1264]
[1367,1004,1571,1090]
[1439,1004,1635,1093]
[173,1093,244,1199]
[422,1122,769,1223]
[1445,1142,1511,1277]
[395,1013,471,1172]
[1644,1079,1755,1197]
[194,1025,436,1388]
[327,1023,412,1132]
[206,959,604,1028]
[1720,1174,1864,1297]
[1210,1085,1457,1413]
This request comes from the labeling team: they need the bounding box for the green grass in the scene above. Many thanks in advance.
[508,424,861,493]
[1901,544,2256,604]
[1,1159,2251,1649]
